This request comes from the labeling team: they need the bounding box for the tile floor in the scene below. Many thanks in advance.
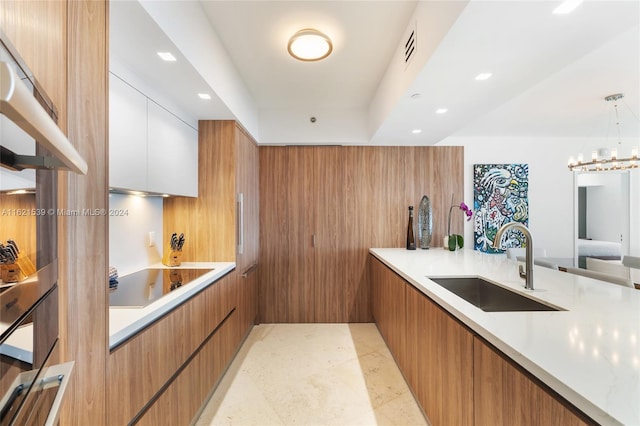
[195,323,428,426]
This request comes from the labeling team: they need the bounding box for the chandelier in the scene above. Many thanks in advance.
[568,93,638,172]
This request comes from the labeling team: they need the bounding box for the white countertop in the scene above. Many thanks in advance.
[370,248,640,426]
[109,262,235,349]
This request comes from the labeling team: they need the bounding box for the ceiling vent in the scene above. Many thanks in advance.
[403,24,416,67]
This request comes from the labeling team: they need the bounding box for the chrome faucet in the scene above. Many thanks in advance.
[493,222,534,290]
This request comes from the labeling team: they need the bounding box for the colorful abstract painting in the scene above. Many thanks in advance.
[473,164,529,254]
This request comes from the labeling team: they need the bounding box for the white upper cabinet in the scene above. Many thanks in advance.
[147,101,198,197]
[109,72,198,197]
[109,73,148,191]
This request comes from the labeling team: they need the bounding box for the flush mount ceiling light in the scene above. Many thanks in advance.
[568,93,639,172]
[198,93,211,100]
[287,29,333,62]
[435,108,448,114]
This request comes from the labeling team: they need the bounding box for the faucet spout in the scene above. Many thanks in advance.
[492,222,535,290]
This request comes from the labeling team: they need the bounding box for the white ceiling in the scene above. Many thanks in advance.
[110,0,640,146]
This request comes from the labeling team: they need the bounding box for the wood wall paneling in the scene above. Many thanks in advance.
[259,146,463,323]
[163,120,237,263]
[59,1,109,424]
[1,1,110,424]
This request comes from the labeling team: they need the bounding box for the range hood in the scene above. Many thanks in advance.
[0,33,87,175]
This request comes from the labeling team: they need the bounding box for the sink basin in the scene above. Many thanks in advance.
[428,277,562,312]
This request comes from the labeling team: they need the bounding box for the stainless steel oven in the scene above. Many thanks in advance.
[1,29,82,425]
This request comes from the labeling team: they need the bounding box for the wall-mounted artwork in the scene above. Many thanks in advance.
[473,164,529,253]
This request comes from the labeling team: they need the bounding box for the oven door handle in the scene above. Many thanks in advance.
[0,361,74,426]
[41,361,74,426]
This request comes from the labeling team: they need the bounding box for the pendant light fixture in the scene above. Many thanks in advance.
[287,29,333,62]
[568,93,639,172]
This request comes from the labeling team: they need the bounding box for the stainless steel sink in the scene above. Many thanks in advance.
[428,277,563,312]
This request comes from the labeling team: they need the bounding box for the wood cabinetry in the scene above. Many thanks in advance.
[259,147,315,322]
[371,255,473,425]
[107,271,255,425]
[406,283,474,425]
[473,337,591,426]
[260,146,463,323]
[235,125,260,274]
[370,255,592,426]
[109,72,198,197]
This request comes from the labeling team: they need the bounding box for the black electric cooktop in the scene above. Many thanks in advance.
[108,268,213,308]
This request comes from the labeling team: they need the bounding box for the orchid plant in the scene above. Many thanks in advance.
[446,195,473,251]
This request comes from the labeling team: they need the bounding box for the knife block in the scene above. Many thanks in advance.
[162,245,182,267]
[1,254,36,283]
[1,264,23,283]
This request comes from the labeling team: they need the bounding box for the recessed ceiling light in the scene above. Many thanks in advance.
[157,52,176,62]
[475,73,492,81]
[198,93,211,100]
[288,29,333,62]
[412,129,422,134]
[552,0,583,14]
[435,108,448,114]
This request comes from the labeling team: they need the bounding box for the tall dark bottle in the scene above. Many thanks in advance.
[406,206,416,250]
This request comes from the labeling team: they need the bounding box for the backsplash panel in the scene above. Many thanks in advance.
[108,193,162,276]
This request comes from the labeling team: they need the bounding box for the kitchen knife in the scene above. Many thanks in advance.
[177,233,184,251]
[171,233,177,251]
[2,246,15,263]
[7,240,19,255]
[5,243,17,261]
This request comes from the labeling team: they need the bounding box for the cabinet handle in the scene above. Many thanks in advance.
[242,263,258,278]
[237,193,244,254]
[312,234,316,248]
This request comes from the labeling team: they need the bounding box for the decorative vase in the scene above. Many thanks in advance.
[443,235,449,250]
[418,195,433,249]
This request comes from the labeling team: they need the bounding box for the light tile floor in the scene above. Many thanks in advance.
[195,323,428,426]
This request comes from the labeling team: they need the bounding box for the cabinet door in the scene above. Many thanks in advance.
[312,147,348,322]
[409,284,474,426]
[473,337,590,426]
[109,73,147,191]
[371,255,473,426]
[147,101,198,197]
[236,126,259,272]
[259,146,315,322]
